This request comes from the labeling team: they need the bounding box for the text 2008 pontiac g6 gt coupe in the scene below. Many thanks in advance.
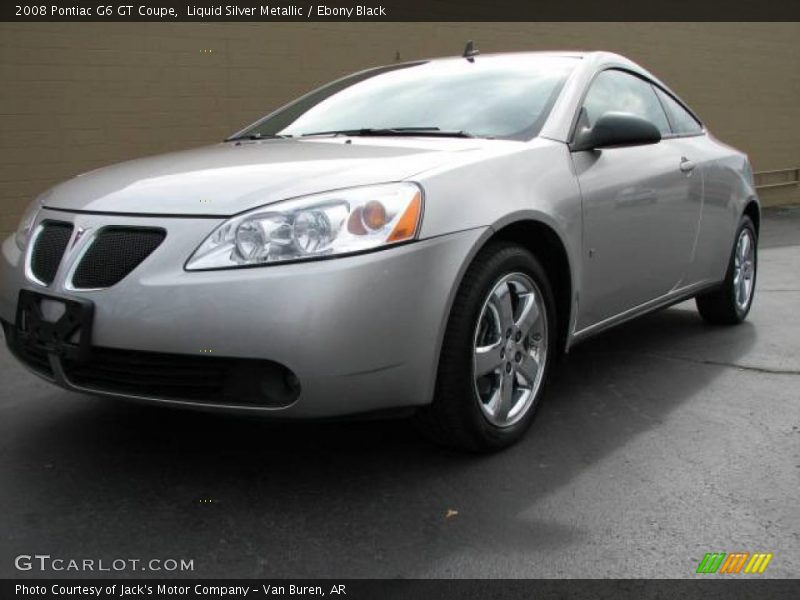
[1,51,759,450]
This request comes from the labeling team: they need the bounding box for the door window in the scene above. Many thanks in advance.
[578,69,671,135]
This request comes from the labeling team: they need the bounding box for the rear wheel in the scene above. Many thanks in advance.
[696,215,757,325]
[415,242,556,452]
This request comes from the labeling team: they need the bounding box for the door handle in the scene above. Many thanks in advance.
[680,157,695,173]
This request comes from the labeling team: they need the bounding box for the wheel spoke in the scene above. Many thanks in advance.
[474,341,503,376]
[516,353,540,387]
[515,292,540,335]
[738,277,747,306]
[740,232,750,263]
[492,374,514,422]
[491,283,515,332]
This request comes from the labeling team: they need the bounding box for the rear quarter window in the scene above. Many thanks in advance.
[655,88,704,135]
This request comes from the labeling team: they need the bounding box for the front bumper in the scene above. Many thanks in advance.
[1,208,486,417]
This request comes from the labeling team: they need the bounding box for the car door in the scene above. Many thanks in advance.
[653,86,722,285]
[571,69,702,330]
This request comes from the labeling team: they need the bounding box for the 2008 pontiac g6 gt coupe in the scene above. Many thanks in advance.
[1,51,759,450]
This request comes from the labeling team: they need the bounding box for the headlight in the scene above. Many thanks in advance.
[14,199,42,251]
[186,183,423,270]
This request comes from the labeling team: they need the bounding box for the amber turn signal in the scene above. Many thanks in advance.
[387,193,422,242]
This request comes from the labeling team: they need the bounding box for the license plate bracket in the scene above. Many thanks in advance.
[14,289,94,362]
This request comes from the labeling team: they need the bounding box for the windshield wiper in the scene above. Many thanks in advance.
[300,127,474,138]
[225,133,293,142]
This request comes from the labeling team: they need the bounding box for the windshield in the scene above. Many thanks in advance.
[233,55,578,141]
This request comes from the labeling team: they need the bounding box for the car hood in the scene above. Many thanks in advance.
[40,137,498,216]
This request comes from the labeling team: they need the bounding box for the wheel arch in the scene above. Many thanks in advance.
[743,198,761,235]
[489,219,575,355]
[434,215,576,366]
[424,214,578,410]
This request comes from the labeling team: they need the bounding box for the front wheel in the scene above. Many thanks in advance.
[695,215,757,325]
[415,242,557,452]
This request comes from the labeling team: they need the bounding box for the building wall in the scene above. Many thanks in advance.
[0,22,798,235]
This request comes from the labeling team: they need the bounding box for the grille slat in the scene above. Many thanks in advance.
[30,222,73,285]
[72,227,165,289]
[71,361,225,382]
[66,368,222,392]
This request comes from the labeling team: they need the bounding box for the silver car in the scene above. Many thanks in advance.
[1,51,759,450]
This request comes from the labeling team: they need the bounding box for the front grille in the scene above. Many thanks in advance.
[30,221,73,285]
[65,348,231,400]
[2,320,301,407]
[72,227,165,289]
[62,348,300,407]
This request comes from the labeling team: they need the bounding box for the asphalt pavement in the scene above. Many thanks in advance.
[1,207,799,579]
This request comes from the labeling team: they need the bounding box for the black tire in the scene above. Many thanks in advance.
[415,241,557,452]
[695,215,757,325]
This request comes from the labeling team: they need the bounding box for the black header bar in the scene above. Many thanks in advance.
[3,0,800,22]
[4,579,800,600]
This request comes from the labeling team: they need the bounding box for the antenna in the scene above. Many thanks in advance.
[462,40,480,61]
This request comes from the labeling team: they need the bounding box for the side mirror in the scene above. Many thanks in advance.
[571,111,662,152]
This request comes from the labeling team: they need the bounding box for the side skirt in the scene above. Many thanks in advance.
[566,280,721,349]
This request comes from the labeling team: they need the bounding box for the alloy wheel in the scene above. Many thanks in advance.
[472,273,548,428]
[733,227,756,311]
